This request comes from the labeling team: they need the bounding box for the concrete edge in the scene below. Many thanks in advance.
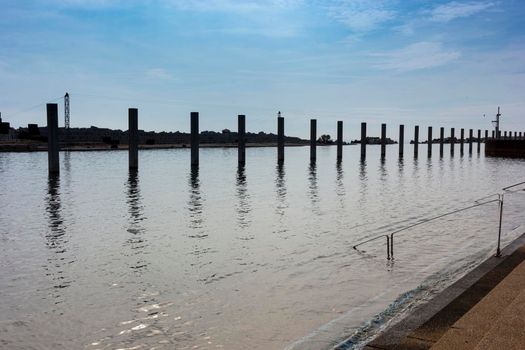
[360,232,525,350]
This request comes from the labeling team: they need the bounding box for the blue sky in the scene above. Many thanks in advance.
[1,0,524,139]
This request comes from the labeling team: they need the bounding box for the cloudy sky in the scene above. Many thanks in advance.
[1,0,524,139]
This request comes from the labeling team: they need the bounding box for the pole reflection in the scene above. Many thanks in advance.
[308,162,320,214]
[335,160,345,207]
[235,165,252,229]
[187,165,207,239]
[275,162,287,216]
[45,174,73,303]
[126,169,148,272]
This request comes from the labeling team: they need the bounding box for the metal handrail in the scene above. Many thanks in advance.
[353,234,391,260]
[503,181,525,191]
[351,180,525,260]
[389,199,500,259]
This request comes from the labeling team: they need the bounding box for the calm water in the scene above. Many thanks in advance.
[1,145,524,350]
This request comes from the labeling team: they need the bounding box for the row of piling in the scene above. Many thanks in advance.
[45,104,524,173]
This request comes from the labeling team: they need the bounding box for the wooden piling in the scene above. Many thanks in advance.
[399,124,404,157]
[469,129,473,154]
[277,116,284,162]
[191,112,199,166]
[450,128,455,155]
[238,115,246,164]
[427,126,432,157]
[360,122,366,159]
[477,129,481,153]
[47,104,60,174]
[440,127,444,156]
[460,128,464,155]
[310,119,316,161]
[337,121,343,160]
[381,123,386,158]
[414,125,419,157]
[128,108,138,169]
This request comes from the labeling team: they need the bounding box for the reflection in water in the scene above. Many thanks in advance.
[335,161,345,208]
[308,162,319,212]
[358,158,368,206]
[187,165,207,240]
[275,162,287,215]
[235,165,251,229]
[45,174,73,303]
[126,169,148,272]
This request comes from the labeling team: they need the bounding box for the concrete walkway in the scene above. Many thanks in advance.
[363,241,525,350]
[431,256,525,350]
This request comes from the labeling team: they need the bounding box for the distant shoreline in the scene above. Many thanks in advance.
[0,142,315,153]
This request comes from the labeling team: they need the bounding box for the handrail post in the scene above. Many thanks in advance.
[496,194,504,257]
[390,234,394,260]
[386,235,391,260]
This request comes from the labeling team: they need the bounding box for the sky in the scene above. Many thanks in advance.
[1,0,524,140]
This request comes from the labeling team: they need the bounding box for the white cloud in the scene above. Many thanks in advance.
[372,42,460,72]
[430,1,496,22]
[145,68,172,80]
[327,0,396,32]
[164,0,302,13]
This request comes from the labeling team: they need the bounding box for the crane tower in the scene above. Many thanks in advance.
[64,92,70,129]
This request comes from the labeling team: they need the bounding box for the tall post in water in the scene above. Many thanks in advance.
[277,114,284,162]
[414,125,419,157]
[310,119,317,162]
[514,131,518,139]
[337,121,343,161]
[469,129,473,154]
[47,104,60,174]
[440,127,444,156]
[477,130,481,153]
[399,124,404,157]
[380,123,386,158]
[191,112,199,166]
[460,128,464,155]
[360,122,367,159]
[450,128,455,155]
[128,108,138,169]
[485,130,488,142]
[427,126,432,157]
[238,115,246,165]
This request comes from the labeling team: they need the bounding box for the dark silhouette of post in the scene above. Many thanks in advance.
[381,123,386,158]
[450,128,455,155]
[47,104,59,174]
[485,130,488,141]
[477,130,481,153]
[460,128,464,155]
[399,124,404,157]
[440,127,444,156]
[492,130,495,139]
[504,131,507,139]
[514,131,518,139]
[337,121,343,161]
[469,129,473,154]
[427,126,432,157]
[360,122,366,159]
[310,119,316,161]
[277,116,284,162]
[128,108,138,169]
[238,115,246,164]
[191,112,199,166]
[414,125,419,157]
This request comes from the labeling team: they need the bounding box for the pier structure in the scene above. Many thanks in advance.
[47,104,60,174]
[128,108,138,169]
